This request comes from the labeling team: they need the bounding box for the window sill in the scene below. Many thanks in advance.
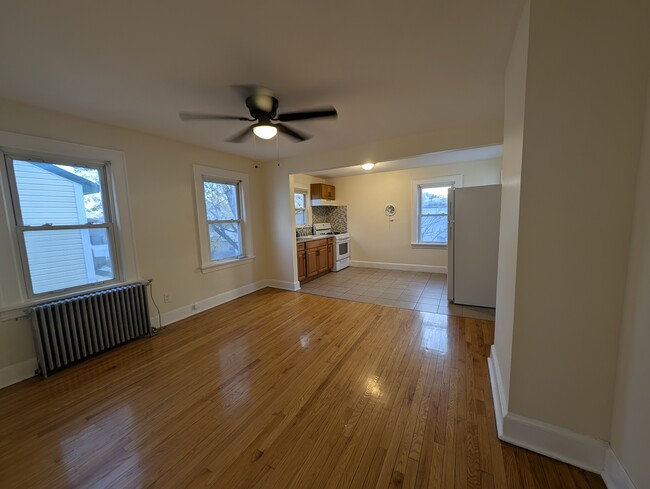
[200,255,256,274]
[411,242,448,249]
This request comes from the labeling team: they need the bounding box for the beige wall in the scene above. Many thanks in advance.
[0,98,267,375]
[493,0,529,412]
[507,0,649,440]
[609,78,650,489]
[329,159,501,269]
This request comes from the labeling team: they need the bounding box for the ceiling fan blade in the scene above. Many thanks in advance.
[226,126,253,143]
[276,106,338,122]
[179,112,252,121]
[277,123,311,142]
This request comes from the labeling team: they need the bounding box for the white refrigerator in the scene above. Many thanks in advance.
[448,184,501,308]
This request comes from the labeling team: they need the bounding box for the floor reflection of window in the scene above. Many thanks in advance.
[421,326,448,354]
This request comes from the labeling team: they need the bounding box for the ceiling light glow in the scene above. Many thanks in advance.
[361,162,375,170]
[253,124,278,139]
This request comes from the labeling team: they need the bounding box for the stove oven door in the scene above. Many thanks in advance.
[335,238,350,261]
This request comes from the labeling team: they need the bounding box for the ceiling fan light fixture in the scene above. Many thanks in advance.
[253,124,277,139]
[361,162,375,170]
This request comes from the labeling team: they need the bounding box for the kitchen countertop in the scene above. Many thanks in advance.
[296,234,336,242]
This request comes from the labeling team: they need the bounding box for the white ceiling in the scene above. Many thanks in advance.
[0,0,522,161]
[306,144,503,179]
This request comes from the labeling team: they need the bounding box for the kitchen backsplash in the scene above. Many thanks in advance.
[312,206,348,233]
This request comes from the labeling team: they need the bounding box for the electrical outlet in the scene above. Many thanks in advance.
[163,294,171,304]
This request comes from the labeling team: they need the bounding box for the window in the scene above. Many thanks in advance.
[204,179,243,260]
[4,155,118,296]
[294,189,307,226]
[412,175,462,246]
[194,165,254,271]
[0,132,137,318]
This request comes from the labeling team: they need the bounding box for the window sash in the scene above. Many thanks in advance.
[202,177,245,262]
[4,155,121,297]
[417,184,450,244]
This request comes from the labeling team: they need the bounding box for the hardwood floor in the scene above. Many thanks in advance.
[0,288,605,489]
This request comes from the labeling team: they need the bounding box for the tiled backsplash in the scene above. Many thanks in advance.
[312,206,348,233]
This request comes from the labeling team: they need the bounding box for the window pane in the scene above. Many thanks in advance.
[294,193,306,209]
[420,215,448,243]
[204,181,239,221]
[208,223,242,260]
[24,228,115,294]
[421,186,450,215]
[295,209,306,225]
[13,160,106,225]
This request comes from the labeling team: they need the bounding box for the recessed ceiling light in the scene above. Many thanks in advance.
[253,124,277,139]
[361,162,375,170]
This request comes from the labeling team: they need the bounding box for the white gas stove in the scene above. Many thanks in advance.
[312,223,350,271]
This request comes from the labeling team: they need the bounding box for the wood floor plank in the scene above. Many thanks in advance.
[0,288,608,489]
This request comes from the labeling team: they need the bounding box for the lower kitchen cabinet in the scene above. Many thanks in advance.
[327,238,334,270]
[297,243,306,281]
[297,238,333,284]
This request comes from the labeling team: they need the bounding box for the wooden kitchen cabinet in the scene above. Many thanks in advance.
[328,238,334,270]
[298,238,332,283]
[297,242,306,281]
[310,183,335,201]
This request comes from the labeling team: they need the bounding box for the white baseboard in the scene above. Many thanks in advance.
[350,260,447,274]
[151,280,270,328]
[487,345,607,474]
[0,357,37,389]
[602,448,636,489]
[487,345,506,435]
[266,279,301,291]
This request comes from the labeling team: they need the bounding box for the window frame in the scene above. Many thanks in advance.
[294,187,309,227]
[0,131,139,319]
[193,165,254,272]
[4,154,122,298]
[411,175,463,248]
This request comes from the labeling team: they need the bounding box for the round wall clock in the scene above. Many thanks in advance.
[385,204,396,217]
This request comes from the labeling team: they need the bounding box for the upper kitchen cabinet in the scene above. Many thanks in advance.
[310,183,335,201]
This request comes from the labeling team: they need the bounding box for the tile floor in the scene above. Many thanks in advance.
[299,267,496,320]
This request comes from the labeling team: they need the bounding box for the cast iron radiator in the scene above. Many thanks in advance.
[30,282,152,377]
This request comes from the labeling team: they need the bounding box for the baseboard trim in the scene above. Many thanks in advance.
[487,345,506,436]
[0,357,37,389]
[350,260,447,274]
[487,346,607,474]
[151,280,269,328]
[266,279,301,291]
[602,448,636,489]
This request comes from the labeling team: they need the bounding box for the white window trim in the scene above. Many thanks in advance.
[411,174,463,247]
[0,131,139,319]
[294,186,310,227]
[193,165,255,273]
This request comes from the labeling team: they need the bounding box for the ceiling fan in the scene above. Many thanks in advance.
[179,86,337,143]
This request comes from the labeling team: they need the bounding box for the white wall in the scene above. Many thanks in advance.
[493,0,529,413]
[506,0,649,441]
[329,159,501,270]
[0,97,267,383]
[609,78,650,489]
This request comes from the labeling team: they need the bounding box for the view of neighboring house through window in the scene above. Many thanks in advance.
[294,190,307,225]
[418,184,451,243]
[203,179,243,260]
[4,157,116,295]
